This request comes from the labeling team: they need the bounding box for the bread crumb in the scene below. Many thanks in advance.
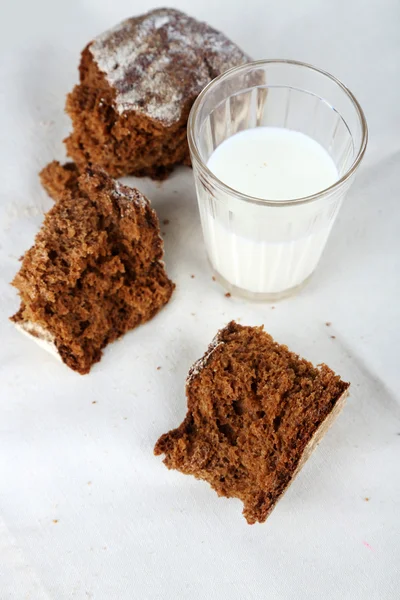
[212,276,216,281]
[331,335,336,339]
[191,274,195,278]
[364,497,370,502]
[325,322,331,327]
[157,366,162,370]
[53,519,59,524]
[225,292,231,298]
[92,401,97,405]
[163,219,170,225]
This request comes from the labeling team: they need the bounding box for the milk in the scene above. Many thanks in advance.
[207,127,338,200]
[204,127,339,296]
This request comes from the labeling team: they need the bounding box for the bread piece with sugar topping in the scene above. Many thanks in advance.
[11,161,174,374]
[65,8,250,179]
[155,321,349,523]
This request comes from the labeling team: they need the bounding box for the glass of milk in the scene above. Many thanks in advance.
[187,60,368,300]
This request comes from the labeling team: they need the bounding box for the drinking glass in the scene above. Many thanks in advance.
[187,59,368,301]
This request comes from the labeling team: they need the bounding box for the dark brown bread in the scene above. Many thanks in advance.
[155,322,349,523]
[64,8,249,179]
[11,161,174,374]
[40,160,80,199]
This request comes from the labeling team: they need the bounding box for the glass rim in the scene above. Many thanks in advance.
[187,58,368,207]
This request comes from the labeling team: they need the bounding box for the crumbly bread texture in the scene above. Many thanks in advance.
[155,322,349,524]
[11,161,174,374]
[64,8,250,179]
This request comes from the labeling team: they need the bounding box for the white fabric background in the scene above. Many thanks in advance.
[1,0,399,598]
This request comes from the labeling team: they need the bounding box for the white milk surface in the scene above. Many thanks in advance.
[205,127,339,294]
[207,127,338,200]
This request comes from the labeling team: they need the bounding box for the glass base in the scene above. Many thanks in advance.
[210,263,313,302]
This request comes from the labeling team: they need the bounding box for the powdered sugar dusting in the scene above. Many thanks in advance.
[112,179,148,209]
[187,331,225,384]
[90,8,249,126]
[110,179,165,255]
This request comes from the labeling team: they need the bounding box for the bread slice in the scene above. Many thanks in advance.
[155,321,349,523]
[11,161,174,374]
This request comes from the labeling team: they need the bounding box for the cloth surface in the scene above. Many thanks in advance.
[0,0,399,598]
